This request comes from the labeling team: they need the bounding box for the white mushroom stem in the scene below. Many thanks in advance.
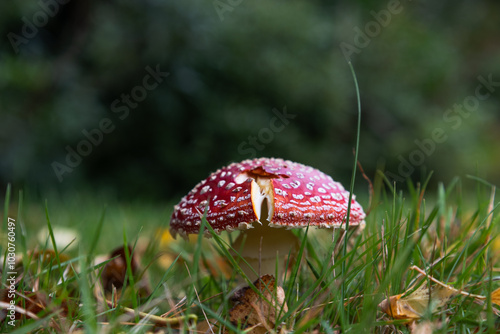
[232,224,299,281]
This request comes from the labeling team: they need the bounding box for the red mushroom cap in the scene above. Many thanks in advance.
[169,158,366,237]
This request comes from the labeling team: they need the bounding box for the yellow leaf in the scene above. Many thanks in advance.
[159,228,176,246]
[491,287,500,306]
[378,294,405,319]
[379,284,455,320]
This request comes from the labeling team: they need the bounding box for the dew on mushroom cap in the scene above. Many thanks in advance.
[169,157,366,279]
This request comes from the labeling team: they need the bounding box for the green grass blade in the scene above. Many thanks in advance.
[339,60,362,329]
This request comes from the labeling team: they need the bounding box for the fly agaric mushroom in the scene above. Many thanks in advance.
[169,158,366,280]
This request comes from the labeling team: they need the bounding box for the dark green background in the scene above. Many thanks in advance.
[1,0,499,202]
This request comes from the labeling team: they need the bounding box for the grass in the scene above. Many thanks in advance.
[0,173,499,333]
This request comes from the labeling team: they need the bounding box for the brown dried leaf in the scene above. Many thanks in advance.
[99,245,151,298]
[30,249,70,265]
[100,245,137,291]
[378,294,404,319]
[229,275,287,333]
[379,284,455,320]
[196,318,220,333]
[491,287,500,306]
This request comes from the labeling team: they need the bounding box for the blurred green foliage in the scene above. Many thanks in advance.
[1,0,499,201]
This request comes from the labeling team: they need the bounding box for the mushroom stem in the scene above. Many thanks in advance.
[232,225,299,281]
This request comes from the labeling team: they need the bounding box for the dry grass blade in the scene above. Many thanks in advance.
[410,266,485,300]
[0,300,40,320]
[185,263,214,334]
[356,158,374,214]
[486,186,496,231]
[104,296,197,327]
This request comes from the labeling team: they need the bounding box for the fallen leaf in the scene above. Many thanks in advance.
[160,229,197,247]
[30,249,70,265]
[156,251,179,270]
[196,318,220,333]
[491,287,500,306]
[99,245,151,298]
[160,229,176,247]
[100,245,137,291]
[229,275,288,333]
[379,284,455,320]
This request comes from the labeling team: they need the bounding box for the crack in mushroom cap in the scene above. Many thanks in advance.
[169,157,366,237]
